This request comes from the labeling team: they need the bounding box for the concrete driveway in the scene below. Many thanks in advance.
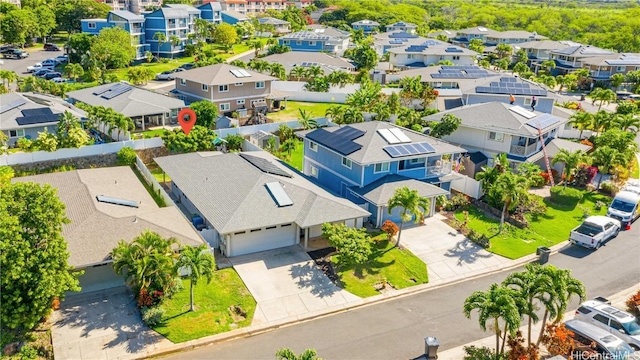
[230,246,362,325]
[51,288,171,360]
[400,214,513,285]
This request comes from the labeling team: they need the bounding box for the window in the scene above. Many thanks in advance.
[342,157,352,169]
[218,84,229,92]
[452,55,460,60]
[283,40,290,45]
[219,103,230,111]
[489,132,504,142]
[296,40,302,46]
[309,41,316,46]
[202,84,208,91]
[617,66,625,72]
[310,165,318,178]
[374,162,389,173]
[309,141,317,151]
[180,79,186,86]
[235,82,243,86]
[88,22,96,29]
[610,320,625,332]
[255,81,265,89]
[593,314,610,325]
[409,158,425,164]
[237,99,245,105]
[9,129,24,138]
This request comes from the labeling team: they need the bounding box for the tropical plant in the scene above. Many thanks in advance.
[153,31,167,59]
[494,172,529,233]
[591,146,628,188]
[613,113,640,133]
[326,70,355,88]
[387,186,430,247]
[269,63,287,80]
[494,43,513,59]
[298,108,318,130]
[64,63,84,82]
[175,244,215,312]
[276,348,322,360]
[429,113,461,138]
[0,69,17,93]
[568,111,594,139]
[277,123,294,143]
[325,105,345,123]
[551,149,591,188]
[590,87,616,111]
[248,59,270,73]
[190,100,219,129]
[321,223,372,266]
[169,35,181,59]
[289,66,306,81]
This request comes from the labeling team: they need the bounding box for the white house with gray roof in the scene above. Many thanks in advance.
[154,151,370,257]
[549,45,616,75]
[387,41,478,69]
[386,22,417,34]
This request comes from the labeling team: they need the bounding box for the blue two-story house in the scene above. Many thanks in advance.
[144,4,201,57]
[298,121,466,227]
[197,2,222,24]
[81,11,149,60]
[351,19,379,34]
[279,26,350,55]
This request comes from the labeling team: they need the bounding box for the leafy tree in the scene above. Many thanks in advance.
[610,73,625,89]
[495,58,510,72]
[513,49,528,64]
[590,87,616,111]
[321,223,372,266]
[224,133,243,152]
[277,124,294,143]
[467,39,485,54]
[126,67,155,85]
[117,146,137,166]
[551,149,591,188]
[64,63,84,82]
[267,44,291,55]
[0,165,14,185]
[626,70,640,92]
[33,5,56,43]
[591,146,627,188]
[161,125,218,153]
[494,172,529,233]
[214,23,238,51]
[615,101,638,116]
[0,132,8,153]
[0,70,17,93]
[304,76,330,92]
[35,128,59,151]
[175,244,215,312]
[429,113,461,138]
[54,0,110,36]
[1,182,81,330]
[0,9,38,45]
[67,32,93,64]
[350,45,378,70]
[91,27,136,70]
[494,43,513,59]
[153,31,166,59]
[568,111,594,139]
[593,128,638,161]
[276,348,322,360]
[512,62,529,76]
[613,113,640,133]
[387,186,430,247]
[298,108,318,130]
[190,101,219,129]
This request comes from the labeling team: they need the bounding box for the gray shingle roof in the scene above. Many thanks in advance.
[0,92,86,131]
[259,51,354,72]
[109,10,144,21]
[154,152,370,233]
[550,45,615,57]
[352,174,448,206]
[515,40,577,51]
[13,167,203,268]
[352,19,379,26]
[526,138,591,163]
[258,17,289,25]
[67,84,185,118]
[161,4,201,17]
[174,63,276,85]
[298,121,465,165]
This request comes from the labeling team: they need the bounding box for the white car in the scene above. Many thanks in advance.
[51,77,67,83]
[155,68,185,81]
[27,62,53,73]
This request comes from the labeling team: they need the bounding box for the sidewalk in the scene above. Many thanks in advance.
[436,283,640,360]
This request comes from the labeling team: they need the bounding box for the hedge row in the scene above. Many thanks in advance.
[549,186,583,206]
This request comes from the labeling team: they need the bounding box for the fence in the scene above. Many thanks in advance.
[271,81,360,104]
[1,137,164,166]
[450,174,483,199]
[134,156,174,206]
[214,118,331,138]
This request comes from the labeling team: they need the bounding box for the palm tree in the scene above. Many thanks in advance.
[463,283,521,358]
[592,110,614,134]
[64,63,84,82]
[269,63,287,80]
[175,244,215,312]
[326,70,355,88]
[305,65,324,79]
[169,35,181,59]
[289,66,306,81]
[503,263,554,346]
[551,149,591,188]
[114,113,134,140]
[248,59,270,73]
[280,138,298,159]
[592,146,627,188]
[229,60,246,68]
[56,111,79,138]
[341,107,365,124]
[325,105,345,123]
[536,265,586,346]
[298,108,318,130]
[590,87,616,111]
[475,165,501,189]
[387,186,430,248]
[569,111,594,139]
[249,38,264,57]
[494,172,529,233]
[0,70,18,92]
[153,32,167,59]
[613,113,640,133]
[275,348,321,360]
[495,43,513,59]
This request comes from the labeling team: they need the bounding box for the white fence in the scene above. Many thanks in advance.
[1,137,164,166]
[272,81,360,104]
[134,156,174,206]
[214,118,330,138]
[451,174,483,199]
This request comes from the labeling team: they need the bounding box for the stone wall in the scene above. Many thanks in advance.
[11,153,118,175]
[472,200,529,229]
[136,147,168,164]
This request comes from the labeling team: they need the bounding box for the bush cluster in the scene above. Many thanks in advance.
[444,193,470,211]
[549,186,583,206]
[600,181,620,196]
[141,306,165,327]
[117,146,137,166]
[467,230,490,249]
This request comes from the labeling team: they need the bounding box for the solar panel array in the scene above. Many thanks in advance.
[99,83,132,99]
[509,105,537,119]
[265,182,294,207]
[431,65,491,79]
[445,47,463,53]
[389,40,404,45]
[476,79,547,96]
[230,69,252,78]
[239,153,292,178]
[306,128,363,156]
[389,32,418,39]
[0,98,27,114]
[286,31,330,40]
[16,108,60,126]
[406,45,428,52]
[383,142,436,158]
[300,62,319,67]
[333,126,365,141]
[422,40,441,46]
[525,114,560,130]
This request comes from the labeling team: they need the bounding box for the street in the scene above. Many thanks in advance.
[166,225,640,360]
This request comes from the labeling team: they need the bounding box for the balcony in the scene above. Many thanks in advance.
[426,161,452,177]
[510,143,538,156]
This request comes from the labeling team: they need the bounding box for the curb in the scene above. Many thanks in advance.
[129,242,569,359]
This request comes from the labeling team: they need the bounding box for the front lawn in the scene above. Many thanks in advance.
[276,139,304,171]
[453,190,611,259]
[152,269,256,343]
[333,234,429,297]
[268,102,345,122]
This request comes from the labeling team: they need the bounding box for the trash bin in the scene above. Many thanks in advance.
[424,336,439,359]
[536,246,551,264]
[580,94,586,101]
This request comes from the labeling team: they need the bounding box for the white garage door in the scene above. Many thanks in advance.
[230,223,297,257]
[75,264,125,294]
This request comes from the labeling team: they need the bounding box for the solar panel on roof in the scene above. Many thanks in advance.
[383,141,435,158]
[510,105,537,119]
[102,84,132,99]
[306,128,362,156]
[526,114,560,130]
[230,69,245,78]
[265,182,293,207]
[96,195,139,208]
[239,153,292,178]
[377,128,401,144]
[92,87,111,95]
[389,128,412,143]
[0,98,27,114]
[21,108,53,117]
[16,114,60,126]
[333,126,365,141]
[500,77,516,83]
[445,47,463,53]
[239,69,252,77]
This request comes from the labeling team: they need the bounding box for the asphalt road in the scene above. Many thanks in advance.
[168,225,640,360]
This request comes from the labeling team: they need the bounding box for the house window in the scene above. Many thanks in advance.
[219,84,229,92]
[283,40,290,45]
[296,40,302,46]
[309,141,318,151]
[309,41,316,46]
[342,157,352,169]
[374,162,389,173]
[220,103,230,111]
[202,84,208,91]
[617,66,625,72]
[235,82,243,86]
[88,22,96,29]
[180,79,186,86]
[452,55,460,60]
[310,165,318,178]
[523,97,532,106]
[9,129,24,138]
[237,99,245,105]
[409,158,425,164]
[255,81,265,89]
[489,131,504,142]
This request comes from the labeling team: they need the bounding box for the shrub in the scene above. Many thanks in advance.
[165,277,184,299]
[600,181,619,196]
[463,345,501,360]
[626,289,640,317]
[444,193,470,211]
[549,186,583,206]
[529,174,546,187]
[141,306,165,327]
[16,137,34,151]
[467,229,490,248]
[573,165,598,188]
[380,220,399,240]
[117,146,137,166]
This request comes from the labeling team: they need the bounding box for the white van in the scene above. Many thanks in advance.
[607,190,640,230]
[563,319,638,359]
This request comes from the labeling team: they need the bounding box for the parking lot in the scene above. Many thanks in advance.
[2,47,65,76]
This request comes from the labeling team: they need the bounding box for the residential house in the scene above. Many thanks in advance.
[81,10,149,60]
[172,63,277,116]
[13,167,205,294]
[197,2,222,24]
[461,76,553,114]
[155,151,370,257]
[386,22,417,34]
[98,0,162,15]
[423,102,580,171]
[297,121,466,227]
[351,19,380,34]
[427,30,456,41]
[258,17,291,34]
[279,25,351,55]
[220,10,248,24]
[372,31,428,55]
[287,0,313,8]
[260,51,355,78]
[216,0,247,14]
[387,41,478,69]
[513,40,576,72]
[246,0,287,13]
[1,92,86,147]
[144,4,201,57]
[452,26,546,46]
[580,53,640,85]
[548,45,616,76]
[66,83,185,132]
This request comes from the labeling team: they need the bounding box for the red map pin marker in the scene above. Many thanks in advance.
[178,108,196,136]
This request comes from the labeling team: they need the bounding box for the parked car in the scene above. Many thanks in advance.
[42,59,58,67]
[155,68,184,81]
[27,62,55,73]
[607,191,640,229]
[41,72,62,80]
[3,49,28,59]
[54,55,68,64]
[51,77,67,83]
[32,68,54,77]
[179,62,196,70]
[575,299,640,350]
[563,319,638,359]
[0,44,16,54]
[569,215,620,249]
[44,43,61,51]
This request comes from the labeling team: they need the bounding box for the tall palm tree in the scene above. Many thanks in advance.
[289,66,306,81]
[175,244,215,312]
[326,70,355,88]
[592,110,614,134]
[56,111,80,139]
[551,149,591,188]
[280,138,297,159]
[475,165,501,189]
[248,38,264,57]
[64,63,84,82]
[269,63,287,80]
[169,35,181,59]
[0,70,18,92]
[463,283,521,358]
[341,107,365,124]
[590,87,616,111]
[569,111,594,139]
[306,65,325,79]
[387,186,430,247]
[248,59,270,73]
[325,105,345,123]
[592,146,627,188]
[153,32,167,59]
[494,172,529,233]
[536,265,586,346]
[613,113,640,133]
[298,108,318,130]
[275,348,321,360]
[503,263,554,346]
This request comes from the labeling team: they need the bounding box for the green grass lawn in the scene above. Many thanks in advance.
[268,102,345,122]
[111,58,194,81]
[453,190,611,259]
[134,128,166,139]
[277,140,304,171]
[333,234,429,297]
[152,269,256,343]
[146,162,171,183]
